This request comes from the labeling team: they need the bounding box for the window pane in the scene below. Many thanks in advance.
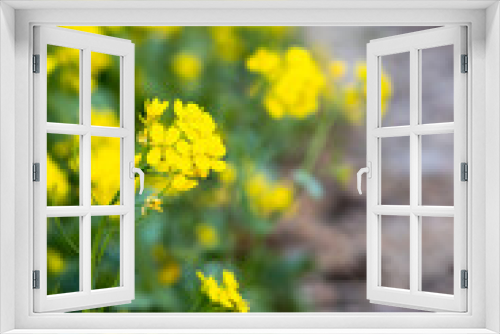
[380,52,409,127]
[381,136,410,205]
[381,215,410,290]
[421,133,454,206]
[421,45,454,124]
[91,136,121,205]
[47,217,80,295]
[421,217,454,294]
[92,215,120,290]
[91,51,121,127]
[47,45,80,124]
[47,134,80,206]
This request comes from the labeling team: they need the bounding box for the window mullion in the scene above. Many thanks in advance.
[409,48,420,294]
[82,48,92,294]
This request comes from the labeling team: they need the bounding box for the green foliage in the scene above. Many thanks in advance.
[47,26,375,312]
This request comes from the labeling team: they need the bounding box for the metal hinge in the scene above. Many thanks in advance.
[461,162,468,181]
[33,270,40,289]
[33,163,40,182]
[33,54,40,73]
[461,54,468,73]
[461,270,468,289]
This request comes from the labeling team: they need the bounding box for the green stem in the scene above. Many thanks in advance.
[54,217,79,254]
[302,111,336,173]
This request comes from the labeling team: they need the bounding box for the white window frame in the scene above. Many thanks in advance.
[33,26,136,313]
[366,26,468,312]
[0,1,499,333]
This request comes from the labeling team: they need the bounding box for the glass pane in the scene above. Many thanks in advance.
[47,45,80,124]
[91,136,121,205]
[91,215,121,290]
[381,215,410,290]
[380,52,410,127]
[47,134,80,206]
[421,133,454,206]
[421,45,454,124]
[91,51,121,127]
[47,217,80,295]
[421,217,454,294]
[381,136,410,205]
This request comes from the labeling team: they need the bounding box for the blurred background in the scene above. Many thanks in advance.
[46,26,455,312]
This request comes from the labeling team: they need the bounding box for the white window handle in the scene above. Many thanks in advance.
[129,161,144,195]
[357,162,372,195]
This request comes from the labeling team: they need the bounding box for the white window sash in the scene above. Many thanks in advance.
[366,26,467,312]
[32,26,136,313]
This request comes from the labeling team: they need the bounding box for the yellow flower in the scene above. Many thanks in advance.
[247,47,325,119]
[380,71,393,116]
[146,98,169,120]
[210,27,243,62]
[61,26,103,35]
[91,133,121,205]
[141,99,227,196]
[46,155,70,205]
[91,109,120,127]
[246,48,280,77]
[158,262,181,286]
[142,196,163,215]
[245,172,294,217]
[197,270,249,312]
[220,162,237,185]
[350,61,393,118]
[172,52,202,81]
[171,174,198,192]
[196,224,219,248]
[355,61,367,82]
[47,248,65,274]
[145,26,182,38]
[329,60,347,80]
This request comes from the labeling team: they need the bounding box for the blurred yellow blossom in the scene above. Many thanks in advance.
[172,52,203,81]
[196,224,219,248]
[247,47,325,119]
[353,61,393,116]
[219,162,237,185]
[91,121,121,204]
[342,83,364,124]
[142,196,163,215]
[329,60,347,80]
[47,155,70,205]
[61,26,103,35]
[245,172,294,217]
[91,108,120,127]
[140,98,227,195]
[197,270,249,312]
[210,27,243,62]
[158,261,181,286]
[145,26,182,38]
[47,248,65,274]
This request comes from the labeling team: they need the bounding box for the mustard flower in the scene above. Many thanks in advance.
[247,47,326,119]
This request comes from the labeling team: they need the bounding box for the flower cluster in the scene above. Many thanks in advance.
[197,270,249,312]
[172,52,203,82]
[245,172,294,217]
[246,47,326,119]
[140,98,227,194]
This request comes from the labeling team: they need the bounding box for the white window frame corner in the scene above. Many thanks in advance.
[0,1,498,333]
